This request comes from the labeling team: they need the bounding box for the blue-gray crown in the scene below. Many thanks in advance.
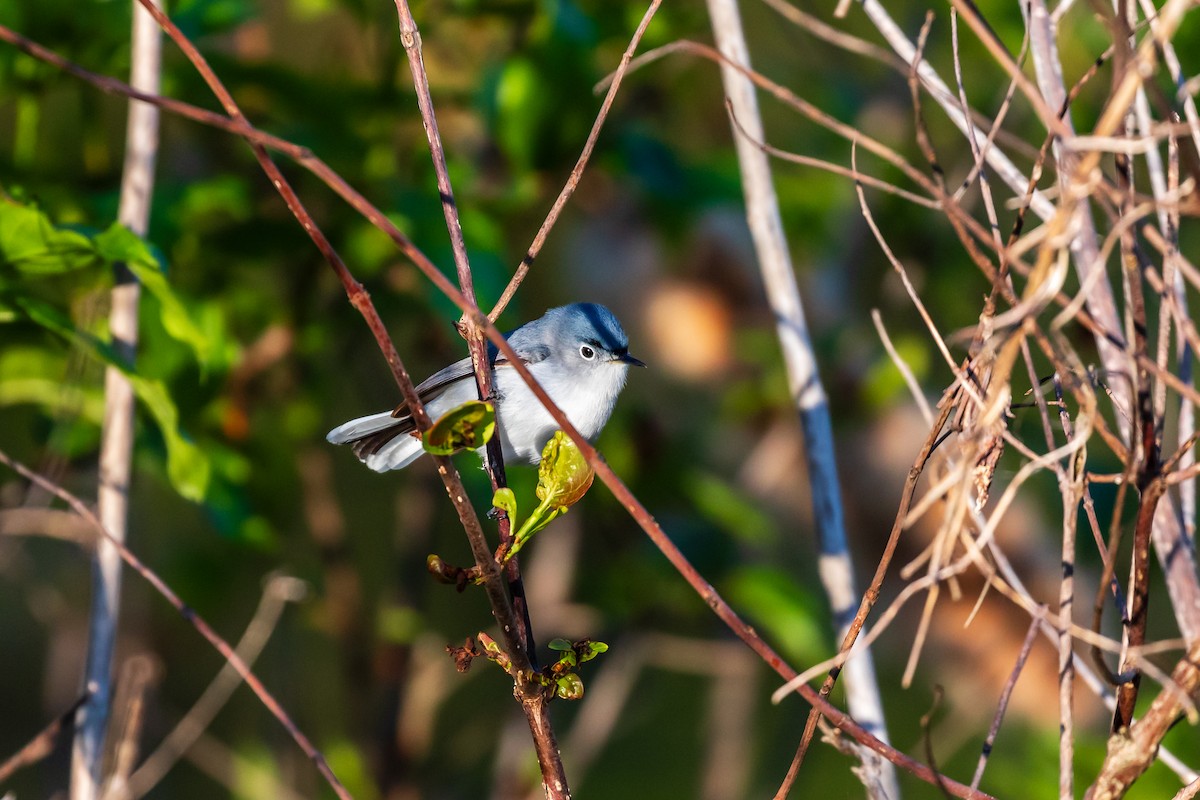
[552,302,629,352]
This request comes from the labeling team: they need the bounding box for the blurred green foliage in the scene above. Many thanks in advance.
[1,0,1197,798]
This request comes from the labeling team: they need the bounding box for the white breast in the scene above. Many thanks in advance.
[493,363,628,463]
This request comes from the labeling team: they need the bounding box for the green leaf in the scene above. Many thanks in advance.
[8,295,123,362]
[684,472,778,546]
[422,400,495,456]
[547,638,572,652]
[579,641,608,663]
[126,374,211,502]
[0,347,106,445]
[96,223,212,368]
[495,57,544,169]
[492,487,519,529]
[0,197,100,275]
[5,295,209,501]
[535,430,593,509]
[725,566,827,662]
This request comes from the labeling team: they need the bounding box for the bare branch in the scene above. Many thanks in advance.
[72,3,161,796]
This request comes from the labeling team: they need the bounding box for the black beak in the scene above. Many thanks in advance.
[617,351,647,368]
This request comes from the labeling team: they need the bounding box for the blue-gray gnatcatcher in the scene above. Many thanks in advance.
[327,303,644,472]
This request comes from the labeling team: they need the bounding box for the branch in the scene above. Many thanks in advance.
[125,0,532,722]
[390,2,565,792]
[0,694,89,785]
[487,0,663,322]
[1086,640,1200,799]
[72,2,161,797]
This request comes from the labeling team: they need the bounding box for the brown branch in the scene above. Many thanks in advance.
[0,449,352,800]
[723,99,941,209]
[783,400,957,780]
[1112,107,1166,730]
[1173,778,1200,800]
[1113,473,1167,730]
[390,0,539,673]
[1087,640,1200,799]
[124,575,307,798]
[970,619,1041,792]
[387,1,674,792]
[944,0,1071,140]
[759,0,904,68]
[0,694,89,785]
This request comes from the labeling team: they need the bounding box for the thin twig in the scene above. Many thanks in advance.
[724,100,940,209]
[969,620,1040,793]
[391,2,573,791]
[129,0,535,746]
[0,694,89,785]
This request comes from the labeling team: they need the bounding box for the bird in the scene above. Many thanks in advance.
[327,303,644,472]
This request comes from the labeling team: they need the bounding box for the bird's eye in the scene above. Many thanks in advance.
[579,345,596,360]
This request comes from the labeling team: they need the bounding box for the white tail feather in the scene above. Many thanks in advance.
[326,411,401,444]
[363,435,425,472]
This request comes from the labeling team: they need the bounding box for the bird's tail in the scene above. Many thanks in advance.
[326,412,425,472]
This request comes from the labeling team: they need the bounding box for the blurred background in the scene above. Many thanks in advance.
[1,0,1198,797]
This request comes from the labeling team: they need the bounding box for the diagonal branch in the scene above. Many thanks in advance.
[123,575,307,798]
[1087,640,1200,799]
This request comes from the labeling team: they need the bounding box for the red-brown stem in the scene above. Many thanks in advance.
[1111,124,1163,732]
[389,0,538,662]
[787,400,956,780]
[0,694,89,784]
[1087,640,1200,798]
[390,7,560,795]
[0,450,353,800]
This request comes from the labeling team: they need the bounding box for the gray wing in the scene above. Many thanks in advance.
[345,339,548,460]
[345,356,473,456]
